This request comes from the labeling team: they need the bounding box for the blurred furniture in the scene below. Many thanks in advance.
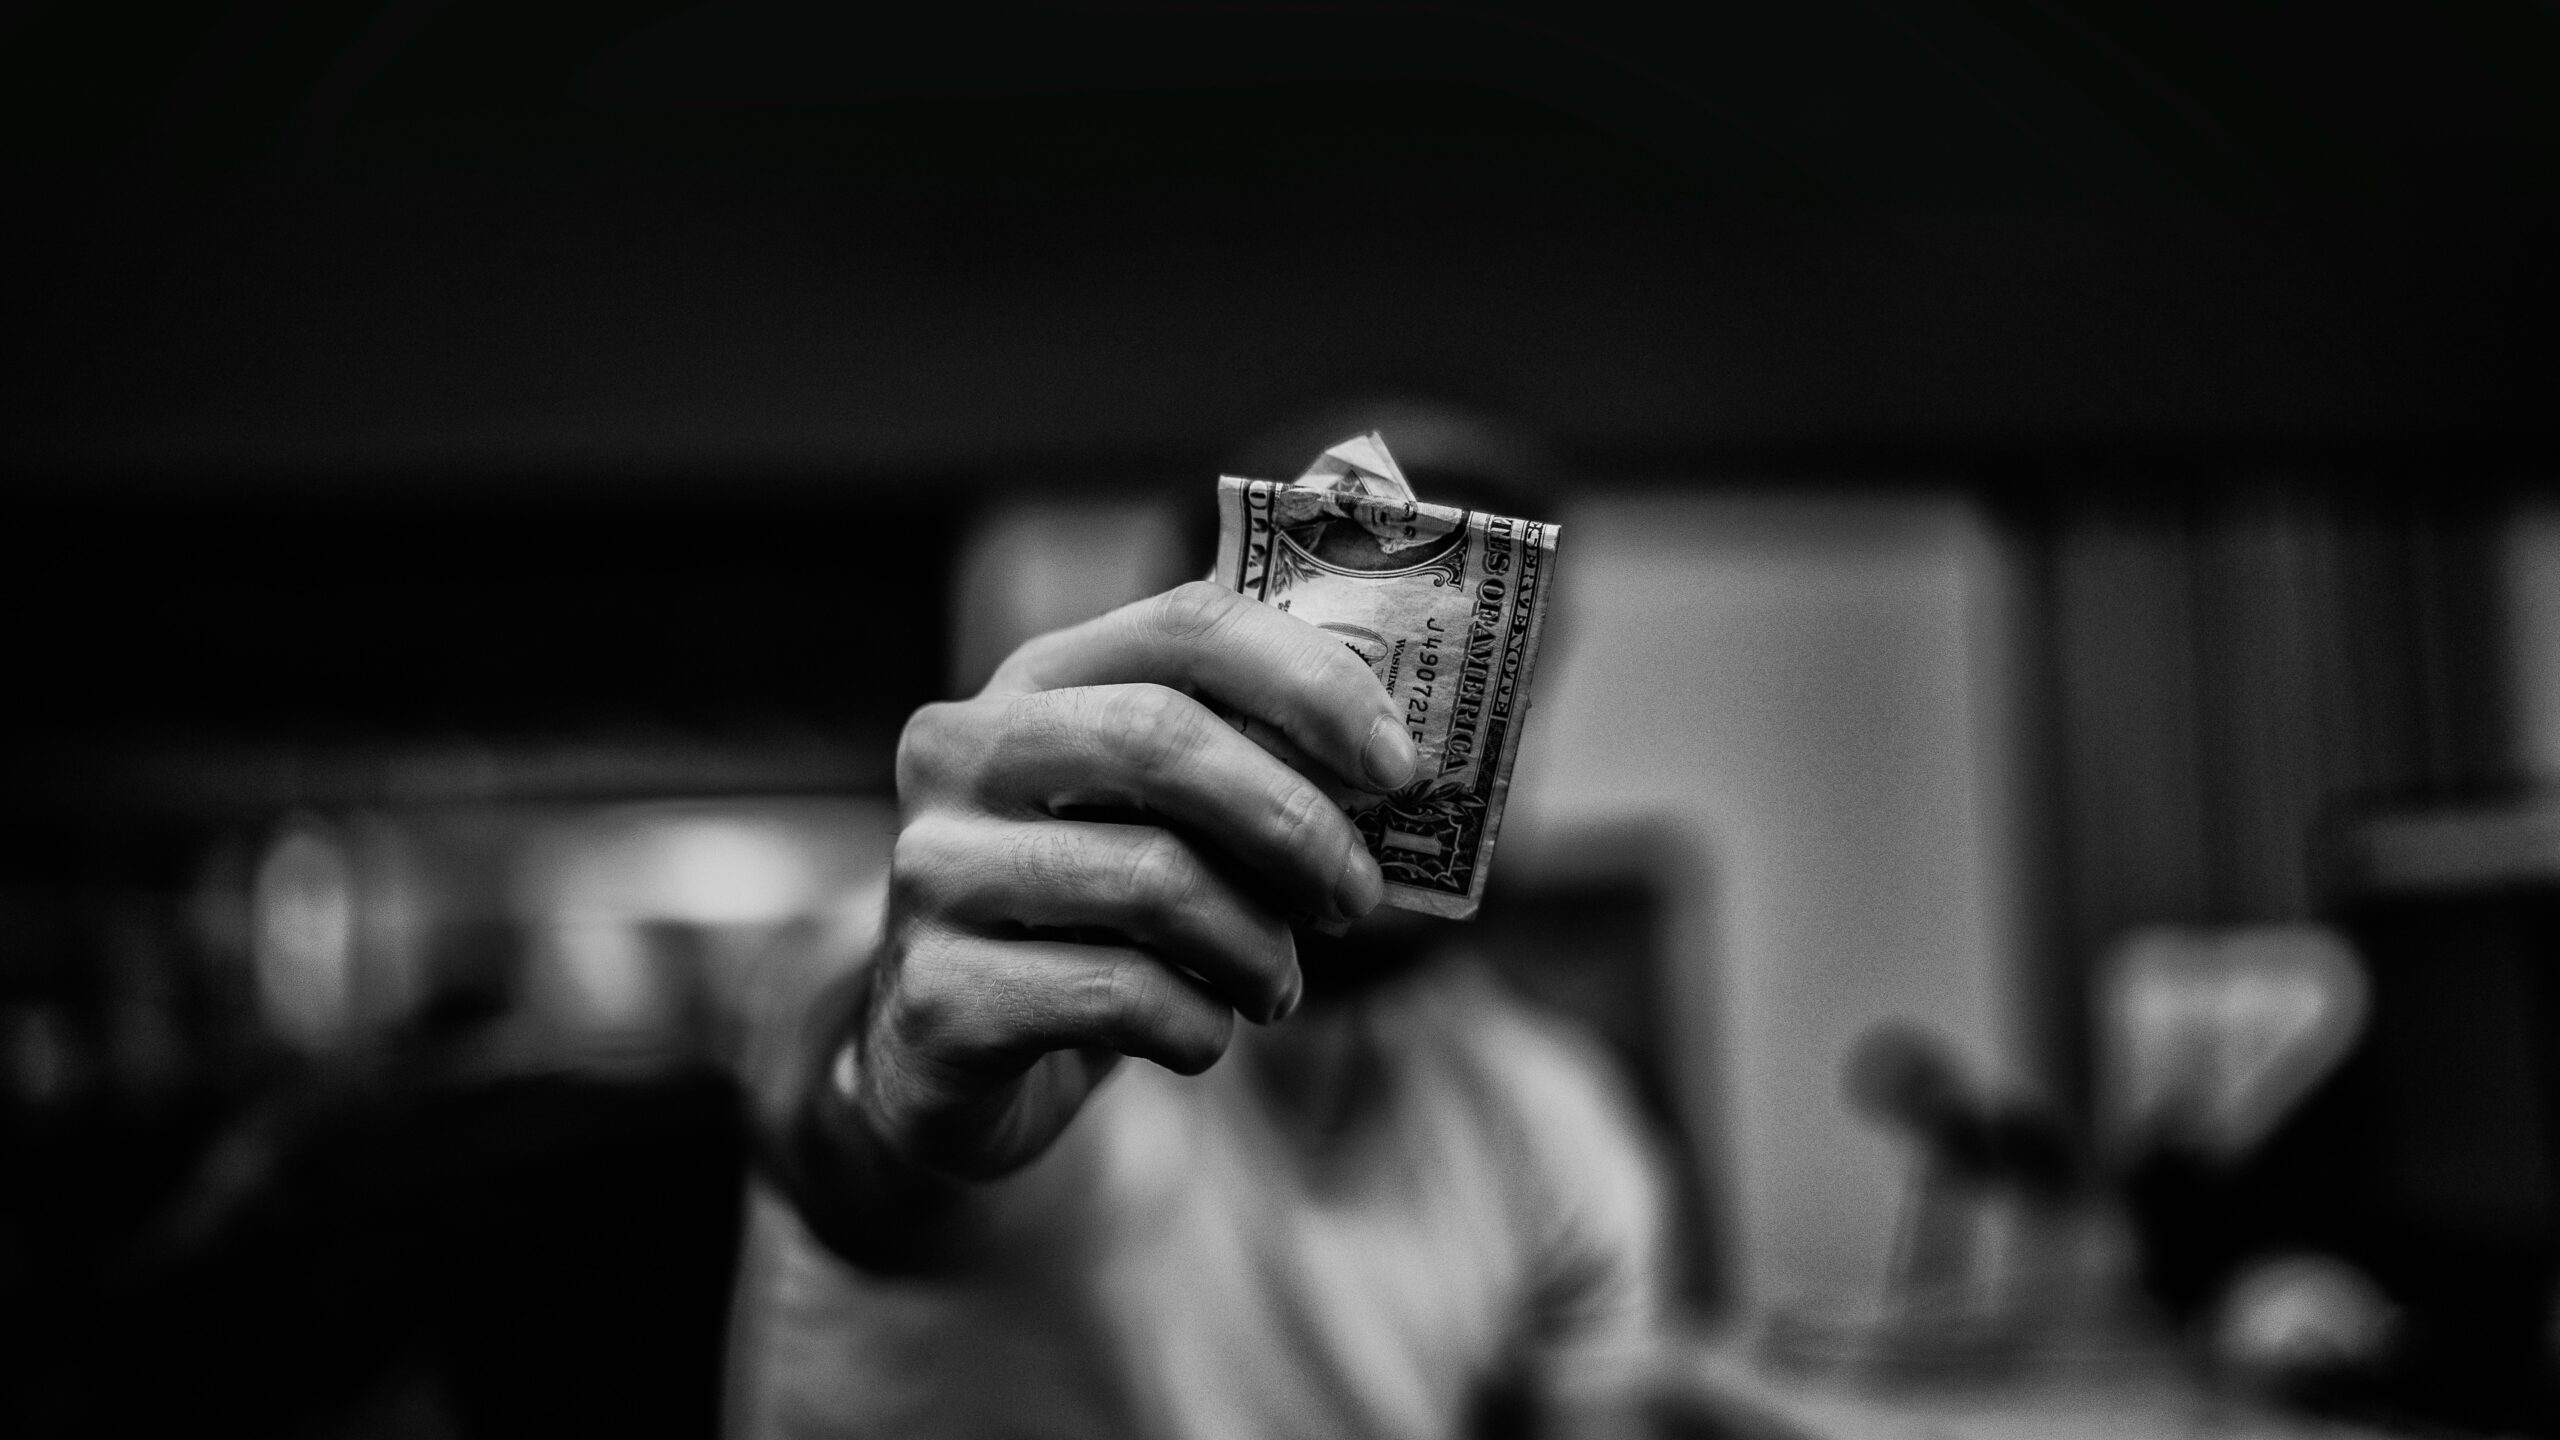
[1675,1332,2396,1440]
[29,1070,746,1440]
[2114,797,2560,1437]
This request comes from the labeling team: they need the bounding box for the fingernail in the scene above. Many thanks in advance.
[1362,718,1417,790]
[1333,848,1384,919]
[1274,971,1304,1022]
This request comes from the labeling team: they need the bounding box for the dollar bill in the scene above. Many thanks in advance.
[1212,433,1560,920]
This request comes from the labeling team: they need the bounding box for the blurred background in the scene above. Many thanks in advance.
[7,2,2560,1436]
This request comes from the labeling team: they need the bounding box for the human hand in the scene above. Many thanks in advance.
[842,581,1418,1183]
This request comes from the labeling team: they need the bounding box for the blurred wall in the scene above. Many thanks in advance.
[10,185,2558,485]
[2507,506,2560,783]
[1511,491,2025,1306]
[950,498,1191,694]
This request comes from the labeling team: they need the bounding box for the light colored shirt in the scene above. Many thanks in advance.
[725,958,1671,1440]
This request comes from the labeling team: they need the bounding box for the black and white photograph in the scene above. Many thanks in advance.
[6,4,2560,1437]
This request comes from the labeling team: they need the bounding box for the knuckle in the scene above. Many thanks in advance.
[887,814,940,877]
[1086,954,1228,1074]
[888,816,963,910]
[1266,776,1339,865]
[1106,683,1204,777]
[1088,952,1156,1051]
[888,927,970,1047]
[1118,831,1197,924]
[896,700,974,799]
[987,690,1052,752]
[1151,580,1241,643]
[998,822,1075,898]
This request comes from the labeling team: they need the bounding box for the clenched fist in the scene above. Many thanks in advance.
[828,581,1419,1199]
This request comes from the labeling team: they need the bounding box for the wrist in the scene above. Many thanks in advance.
[767,967,971,1274]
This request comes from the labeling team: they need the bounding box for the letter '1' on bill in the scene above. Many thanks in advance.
[1211,433,1560,920]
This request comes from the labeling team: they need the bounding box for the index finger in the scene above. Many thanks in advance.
[985,581,1419,793]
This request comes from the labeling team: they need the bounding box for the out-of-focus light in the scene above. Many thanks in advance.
[3,1006,80,1103]
[510,802,894,1067]
[2213,1252,2400,1378]
[950,499,1188,694]
[253,818,357,1052]
[636,819,819,926]
[2097,925,2367,1160]
[521,801,892,931]
[548,920,668,1036]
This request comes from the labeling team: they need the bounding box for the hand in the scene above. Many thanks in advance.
[842,581,1419,1184]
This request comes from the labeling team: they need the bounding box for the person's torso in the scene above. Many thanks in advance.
[728,967,1582,1440]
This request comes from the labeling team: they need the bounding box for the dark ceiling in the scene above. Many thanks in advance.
[4,3,2559,482]
[7,0,2557,206]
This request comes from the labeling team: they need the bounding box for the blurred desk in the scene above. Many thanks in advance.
[1676,1332,2400,1440]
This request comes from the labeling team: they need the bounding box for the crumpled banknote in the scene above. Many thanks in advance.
[1212,433,1560,920]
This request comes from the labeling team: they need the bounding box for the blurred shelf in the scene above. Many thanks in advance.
[1676,1326,2399,1440]
[9,730,898,822]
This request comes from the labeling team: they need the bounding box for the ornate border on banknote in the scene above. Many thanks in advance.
[1212,474,1560,920]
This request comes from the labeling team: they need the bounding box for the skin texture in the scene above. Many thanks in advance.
[839,581,1419,1189]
